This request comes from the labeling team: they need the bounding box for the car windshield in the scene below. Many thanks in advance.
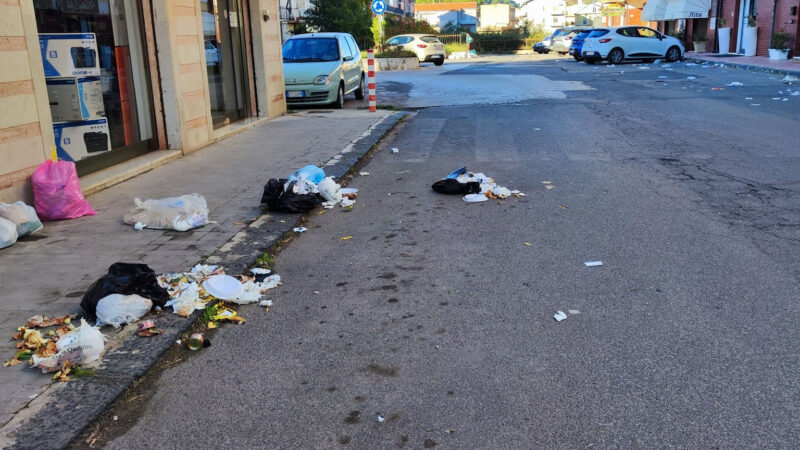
[552,29,567,37]
[282,38,340,62]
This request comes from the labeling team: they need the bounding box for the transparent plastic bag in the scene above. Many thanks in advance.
[95,293,153,328]
[123,194,209,231]
[33,319,106,372]
[0,216,18,249]
[0,202,43,237]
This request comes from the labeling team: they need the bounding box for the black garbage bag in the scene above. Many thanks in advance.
[261,178,323,213]
[80,263,170,318]
[432,179,481,195]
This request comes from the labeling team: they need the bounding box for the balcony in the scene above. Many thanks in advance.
[279,6,304,23]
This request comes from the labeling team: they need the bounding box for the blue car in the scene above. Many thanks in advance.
[569,29,597,61]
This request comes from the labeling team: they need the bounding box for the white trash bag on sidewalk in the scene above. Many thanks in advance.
[0,202,43,237]
[95,293,153,328]
[33,319,106,372]
[0,216,18,249]
[123,194,209,231]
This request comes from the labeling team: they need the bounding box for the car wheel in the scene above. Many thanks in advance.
[584,58,596,65]
[573,54,582,61]
[354,74,365,100]
[608,48,624,64]
[665,46,681,62]
[332,83,344,109]
[434,58,444,66]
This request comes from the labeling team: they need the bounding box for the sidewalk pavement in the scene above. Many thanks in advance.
[0,108,405,449]
[686,51,800,77]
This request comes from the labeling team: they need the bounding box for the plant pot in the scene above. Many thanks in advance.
[693,40,707,52]
[743,26,757,56]
[768,48,789,60]
[717,27,731,54]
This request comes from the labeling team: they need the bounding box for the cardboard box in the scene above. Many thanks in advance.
[53,119,111,162]
[39,33,101,77]
[46,77,105,121]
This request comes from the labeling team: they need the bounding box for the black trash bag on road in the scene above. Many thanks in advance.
[261,178,323,213]
[432,179,481,195]
[80,263,170,318]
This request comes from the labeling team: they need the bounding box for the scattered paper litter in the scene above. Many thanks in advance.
[745,97,753,100]
[554,311,568,322]
[568,310,581,315]
[726,82,743,86]
[259,299,273,307]
[584,261,603,267]
[391,148,399,154]
[377,415,385,423]
[772,97,780,100]
[792,92,800,96]
[782,98,789,101]
[658,76,667,79]
[251,268,271,275]
[463,193,488,203]
[359,171,370,176]
[293,227,307,233]
[686,76,696,80]
[134,221,145,231]
[782,75,799,83]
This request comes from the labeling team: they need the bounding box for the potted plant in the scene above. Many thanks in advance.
[743,14,757,56]
[693,34,708,53]
[769,31,790,59]
[717,17,731,54]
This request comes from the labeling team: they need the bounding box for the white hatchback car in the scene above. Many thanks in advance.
[581,26,684,65]
[385,34,446,65]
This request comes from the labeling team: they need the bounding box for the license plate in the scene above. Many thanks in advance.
[286,91,305,98]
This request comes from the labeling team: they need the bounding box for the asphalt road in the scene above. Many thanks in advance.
[100,55,800,449]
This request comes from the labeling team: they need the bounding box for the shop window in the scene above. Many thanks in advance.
[33,0,156,175]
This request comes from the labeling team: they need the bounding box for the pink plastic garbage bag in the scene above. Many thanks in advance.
[31,160,96,220]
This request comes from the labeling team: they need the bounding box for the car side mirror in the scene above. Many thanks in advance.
[344,56,354,61]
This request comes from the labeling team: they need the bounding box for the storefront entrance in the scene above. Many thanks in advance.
[201,0,251,129]
[33,0,157,176]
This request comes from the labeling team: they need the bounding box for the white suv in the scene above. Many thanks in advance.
[581,26,684,65]
[385,34,446,65]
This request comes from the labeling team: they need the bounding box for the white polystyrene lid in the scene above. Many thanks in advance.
[203,274,244,300]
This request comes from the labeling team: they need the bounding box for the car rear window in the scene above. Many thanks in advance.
[420,36,442,43]
[282,38,340,62]
[588,29,609,37]
[552,29,566,37]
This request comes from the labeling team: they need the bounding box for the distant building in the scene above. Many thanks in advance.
[415,2,478,32]
[386,0,416,16]
[279,0,309,42]
[478,4,516,31]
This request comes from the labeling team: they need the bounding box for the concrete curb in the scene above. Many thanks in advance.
[4,111,408,450]
[684,56,800,77]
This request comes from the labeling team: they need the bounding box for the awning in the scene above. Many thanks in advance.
[641,0,667,21]
[641,0,709,20]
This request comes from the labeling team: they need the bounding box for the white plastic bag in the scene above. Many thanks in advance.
[123,194,209,231]
[33,319,106,372]
[165,282,201,317]
[0,202,43,237]
[0,216,18,249]
[318,177,341,206]
[95,293,153,328]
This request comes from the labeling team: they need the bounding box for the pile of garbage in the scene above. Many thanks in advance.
[432,168,525,203]
[261,165,357,213]
[0,201,43,249]
[3,314,105,381]
[158,264,281,320]
[123,193,209,231]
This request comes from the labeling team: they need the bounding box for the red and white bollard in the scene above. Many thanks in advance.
[367,49,376,112]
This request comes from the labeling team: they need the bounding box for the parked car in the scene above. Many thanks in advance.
[550,27,589,54]
[568,29,598,61]
[533,35,552,54]
[581,26,684,65]
[385,34,446,65]
[282,33,365,108]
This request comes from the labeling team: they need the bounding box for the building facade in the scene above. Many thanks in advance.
[643,0,800,55]
[415,2,478,32]
[478,4,516,31]
[1,0,286,204]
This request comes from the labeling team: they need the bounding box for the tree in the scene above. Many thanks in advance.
[304,0,373,48]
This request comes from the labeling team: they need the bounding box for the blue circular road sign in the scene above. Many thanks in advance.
[371,0,386,15]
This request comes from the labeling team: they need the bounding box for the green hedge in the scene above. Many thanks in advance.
[375,49,418,58]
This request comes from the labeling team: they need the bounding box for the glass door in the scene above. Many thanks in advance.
[201,0,250,128]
